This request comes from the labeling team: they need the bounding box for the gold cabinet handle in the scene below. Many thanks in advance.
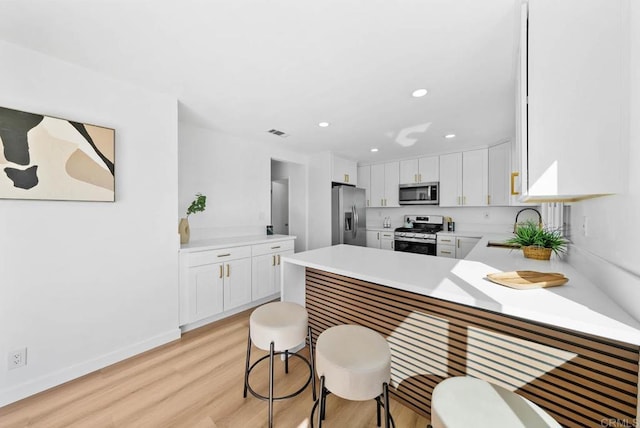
[377,232,380,239]
[487,195,491,205]
[441,250,452,255]
[457,196,461,205]
[511,172,520,195]
[441,239,452,243]
[414,174,417,183]
[217,253,231,258]
[272,255,276,266]
[226,264,230,277]
[277,254,281,265]
[219,265,223,278]
[463,196,466,205]
[419,173,422,182]
[367,199,370,206]
[271,246,281,249]
[457,240,461,249]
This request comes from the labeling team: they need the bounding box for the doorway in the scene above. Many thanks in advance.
[271,178,289,235]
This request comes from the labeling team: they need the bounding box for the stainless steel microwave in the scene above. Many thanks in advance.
[399,182,439,205]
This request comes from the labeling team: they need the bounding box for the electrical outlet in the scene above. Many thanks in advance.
[483,211,490,219]
[8,348,27,370]
[582,216,588,237]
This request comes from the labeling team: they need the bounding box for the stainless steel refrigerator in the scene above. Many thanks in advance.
[332,185,367,246]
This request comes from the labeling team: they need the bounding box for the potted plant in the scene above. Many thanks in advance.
[506,220,567,260]
[179,193,206,244]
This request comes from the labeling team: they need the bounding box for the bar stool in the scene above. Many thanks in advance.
[311,324,394,428]
[430,376,561,428]
[243,301,316,428]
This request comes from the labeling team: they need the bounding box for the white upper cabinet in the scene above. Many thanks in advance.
[332,155,357,186]
[488,142,510,206]
[440,149,488,207]
[520,0,628,201]
[370,162,400,207]
[357,165,371,207]
[399,156,439,184]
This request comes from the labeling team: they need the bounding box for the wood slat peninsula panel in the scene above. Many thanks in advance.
[305,268,640,428]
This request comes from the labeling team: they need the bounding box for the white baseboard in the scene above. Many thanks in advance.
[0,328,181,408]
[180,294,280,333]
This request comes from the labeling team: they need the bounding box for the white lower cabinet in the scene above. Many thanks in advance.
[180,238,295,327]
[183,246,252,324]
[436,235,455,258]
[455,237,480,259]
[252,240,294,300]
[366,230,395,251]
[437,235,480,259]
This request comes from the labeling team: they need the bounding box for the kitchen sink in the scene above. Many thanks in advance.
[486,240,521,249]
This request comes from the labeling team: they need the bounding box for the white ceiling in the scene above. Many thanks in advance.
[0,0,520,164]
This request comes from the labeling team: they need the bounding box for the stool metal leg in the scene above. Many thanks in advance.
[308,326,317,401]
[243,328,251,398]
[269,341,275,428]
[376,396,381,427]
[383,382,390,428]
[317,375,326,428]
[284,350,289,374]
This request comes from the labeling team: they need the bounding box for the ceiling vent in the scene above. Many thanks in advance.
[267,129,289,138]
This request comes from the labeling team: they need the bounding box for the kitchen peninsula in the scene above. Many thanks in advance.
[281,239,640,427]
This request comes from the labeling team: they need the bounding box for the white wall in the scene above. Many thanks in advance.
[0,41,180,406]
[271,159,307,252]
[178,123,308,241]
[566,2,640,320]
[307,151,332,249]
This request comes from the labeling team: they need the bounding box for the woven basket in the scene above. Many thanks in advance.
[522,246,552,260]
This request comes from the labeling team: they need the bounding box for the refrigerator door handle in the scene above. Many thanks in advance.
[353,204,358,238]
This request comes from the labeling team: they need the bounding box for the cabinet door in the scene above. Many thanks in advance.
[399,159,419,184]
[370,164,385,208]
[366,230,381,248]
[358,165,371,207]
[189,263,224,322]
[439,153,462,207]
[223,258,252,311]
[332,156,357,185]
[462,149,488,206]
[384,162,400,207]
[418,156,439,183]
[380,232,395,251]
[488,143,510,206]
[524,0,626,200]
[252,253,277,300]
[456,237,480,259]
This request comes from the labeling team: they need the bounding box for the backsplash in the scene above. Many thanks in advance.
[365,206,532,234]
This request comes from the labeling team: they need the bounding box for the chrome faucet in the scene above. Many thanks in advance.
[513,208,542,232]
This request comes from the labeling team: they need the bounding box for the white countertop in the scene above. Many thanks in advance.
[282,236,640,345]
[366,227,395,232]
[181,234,295,252]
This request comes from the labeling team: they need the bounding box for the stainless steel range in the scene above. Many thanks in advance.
[394,215,444,256]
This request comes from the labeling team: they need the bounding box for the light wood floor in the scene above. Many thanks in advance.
[0,308,430,427]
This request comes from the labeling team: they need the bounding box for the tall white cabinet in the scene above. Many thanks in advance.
[439,149,488,207]
[370,162,400,207]
[357,165,371,207]
[519,0,628,201]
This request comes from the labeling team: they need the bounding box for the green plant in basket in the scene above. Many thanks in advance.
[506,220,567,256]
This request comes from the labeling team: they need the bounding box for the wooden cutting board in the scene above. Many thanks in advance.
[486,271,569,290]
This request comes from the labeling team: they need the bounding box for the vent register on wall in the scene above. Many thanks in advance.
[0,106,115,201]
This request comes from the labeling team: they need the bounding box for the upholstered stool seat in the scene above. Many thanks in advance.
[430,377,561,428]
[243,301,316,428]
[311,324,394,427]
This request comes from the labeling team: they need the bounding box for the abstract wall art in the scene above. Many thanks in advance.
[0,106,115,201]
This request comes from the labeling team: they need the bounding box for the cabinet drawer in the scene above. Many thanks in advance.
[437,246,455,258]
[252,239,295,256]
[186,246,252,267]
[437,235,455,245]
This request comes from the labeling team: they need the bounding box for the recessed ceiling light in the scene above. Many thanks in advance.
[445,134,456,139]
[371,148,379,152]
[412,89,428,98]
[318,122,330,127]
